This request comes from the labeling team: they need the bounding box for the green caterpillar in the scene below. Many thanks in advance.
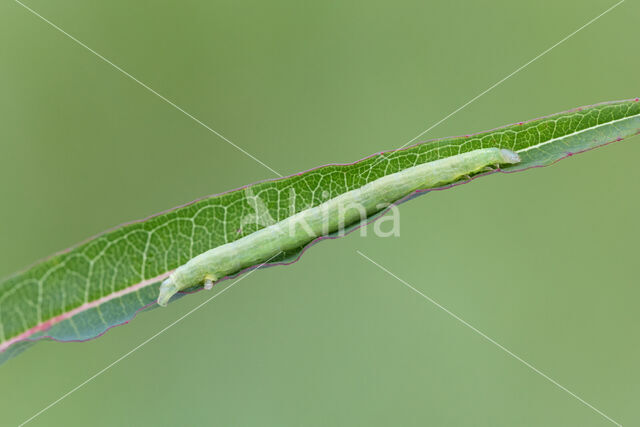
[157,147,520,306]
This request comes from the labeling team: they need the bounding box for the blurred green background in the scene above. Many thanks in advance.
[1,0,638,426]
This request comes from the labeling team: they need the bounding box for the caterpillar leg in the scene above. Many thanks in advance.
[157,273,218,306]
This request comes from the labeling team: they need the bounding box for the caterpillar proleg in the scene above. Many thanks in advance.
[157,148,520,306]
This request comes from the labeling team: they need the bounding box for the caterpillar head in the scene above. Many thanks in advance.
[499,149,521,164]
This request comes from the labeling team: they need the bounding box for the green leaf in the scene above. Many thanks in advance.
[1,99,639,364]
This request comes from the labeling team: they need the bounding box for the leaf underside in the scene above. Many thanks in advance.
[1,98,639,364]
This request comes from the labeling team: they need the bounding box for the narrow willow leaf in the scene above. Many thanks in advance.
[1,99,639,364]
